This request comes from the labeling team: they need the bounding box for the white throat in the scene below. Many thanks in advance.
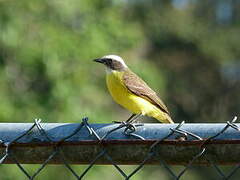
[106,67,112,74]
[105,67,116,74]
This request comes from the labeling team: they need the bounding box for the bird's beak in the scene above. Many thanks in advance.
[93,58,104,64]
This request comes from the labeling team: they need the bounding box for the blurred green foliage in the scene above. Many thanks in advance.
[0,0,240,179]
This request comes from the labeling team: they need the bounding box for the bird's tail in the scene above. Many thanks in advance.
[154,113,174,124]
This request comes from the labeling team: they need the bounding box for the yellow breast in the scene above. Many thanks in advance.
[106,70,173,123]
[106,71,156,115]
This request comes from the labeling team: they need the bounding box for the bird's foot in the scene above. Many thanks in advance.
[112,121,137,130]
[112,120,122,123]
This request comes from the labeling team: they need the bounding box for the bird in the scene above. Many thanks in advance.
[94,55,174,124]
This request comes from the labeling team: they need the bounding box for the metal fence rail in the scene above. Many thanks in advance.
[0,117,240,179]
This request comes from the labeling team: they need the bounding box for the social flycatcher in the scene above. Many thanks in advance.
[94,55,174,124]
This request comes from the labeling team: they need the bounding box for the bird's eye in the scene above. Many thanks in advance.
[106,58,112,65]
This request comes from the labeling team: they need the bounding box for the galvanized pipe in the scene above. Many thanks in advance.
[0,122,240,165]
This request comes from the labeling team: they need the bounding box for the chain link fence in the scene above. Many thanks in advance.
[0,116,240,179]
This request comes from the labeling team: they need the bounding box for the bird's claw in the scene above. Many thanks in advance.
[112,121,122,124]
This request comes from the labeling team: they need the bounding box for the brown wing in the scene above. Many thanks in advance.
[123,70,170,114]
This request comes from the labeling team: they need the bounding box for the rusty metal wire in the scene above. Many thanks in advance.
[0,116,240,179]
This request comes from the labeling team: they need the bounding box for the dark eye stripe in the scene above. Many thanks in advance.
[104,58,112,62]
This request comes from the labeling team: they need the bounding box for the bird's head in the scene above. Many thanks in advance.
[94,55,128,72]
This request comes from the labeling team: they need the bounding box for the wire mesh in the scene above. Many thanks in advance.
[0,116,240,180]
